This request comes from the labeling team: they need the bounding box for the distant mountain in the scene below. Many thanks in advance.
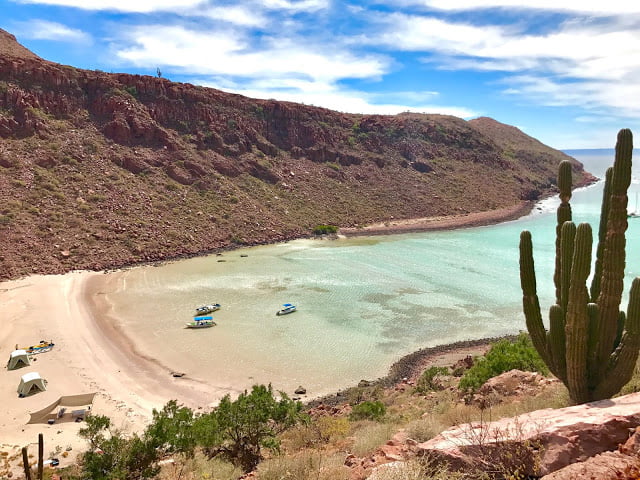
[0,29,593,279]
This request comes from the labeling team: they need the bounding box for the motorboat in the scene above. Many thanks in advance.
[185,316,216,328]
[194,304,221,315]
[276,303,297,316]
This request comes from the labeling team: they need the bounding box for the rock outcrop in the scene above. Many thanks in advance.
[418,392,640,477]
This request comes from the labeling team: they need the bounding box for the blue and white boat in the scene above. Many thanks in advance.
[186,316,216,328]
[276,303,296,316]
[194,304,221,315]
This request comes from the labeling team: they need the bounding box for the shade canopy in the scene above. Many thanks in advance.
[28,393,96,424]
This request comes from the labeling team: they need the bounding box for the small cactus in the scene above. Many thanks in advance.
[519,129,640,404]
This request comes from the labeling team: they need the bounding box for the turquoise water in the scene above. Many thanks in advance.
[106,150,640,397]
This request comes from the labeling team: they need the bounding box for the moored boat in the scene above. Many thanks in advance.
[185,316,216,328]
[194,304,221,315]
[276,303,296,316]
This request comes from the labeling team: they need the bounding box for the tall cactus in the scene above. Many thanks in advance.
[519,129,640,404]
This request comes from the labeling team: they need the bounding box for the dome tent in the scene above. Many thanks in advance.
[17,371,47,397]
[7,349,30,370]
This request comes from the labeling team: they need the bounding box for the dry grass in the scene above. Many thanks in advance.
[350,421,396,457]
[257,451,350,480]
[157,454,242,480]
[367,456,480,480]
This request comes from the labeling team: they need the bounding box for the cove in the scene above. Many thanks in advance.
[102,150,640,398]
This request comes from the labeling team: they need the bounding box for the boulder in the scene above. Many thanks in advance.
[471,369,559,406]
[541,427,640,479]
[418,392,640,477]
[294,386,306,395]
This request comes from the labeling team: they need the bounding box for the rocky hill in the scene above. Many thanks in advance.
[0,29,592,280]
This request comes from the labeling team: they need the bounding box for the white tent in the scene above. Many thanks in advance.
[17,372,47,397]
[7,349,30,370]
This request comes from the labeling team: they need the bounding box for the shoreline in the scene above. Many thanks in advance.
[307,335,517,408]
[339,201,533,237]
[0,202,537,473]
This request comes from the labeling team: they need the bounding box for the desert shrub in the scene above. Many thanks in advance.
[124,86,138,97]
[317,416,350,442]
[346,384,383,405]
[458,334,548,393]
[350,422,395,456]
[405,416,446,443]
[369,455,473,480]
[197,384,307,472]
[349,400,386,421]
[257,451,349,480]
[78,415,162,480]
[312,224,338,235]
[416,366,449,393]
[157,454,241,480]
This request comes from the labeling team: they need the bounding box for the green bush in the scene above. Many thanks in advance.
[197,384,306,472]
[124,85,138,97]
[349,400,386,421]
[415,366,449,393]
[458,333,549,392]
[312,224,338,235]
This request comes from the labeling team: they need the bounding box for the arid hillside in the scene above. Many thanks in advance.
[0,29,592,280]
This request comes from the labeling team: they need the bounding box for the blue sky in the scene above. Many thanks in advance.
[2,0,639,149]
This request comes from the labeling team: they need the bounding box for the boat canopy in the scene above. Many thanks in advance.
[283,303,293,307]
[194,316,213,321]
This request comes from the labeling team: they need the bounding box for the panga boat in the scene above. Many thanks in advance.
[21,341,55,354]
[185,316,216,328]
[276,303,297,316]
[194,304,221,315]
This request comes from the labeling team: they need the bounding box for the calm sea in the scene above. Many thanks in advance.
[104,150,640,397]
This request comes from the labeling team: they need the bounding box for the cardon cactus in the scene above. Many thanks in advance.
[519,129,640,404]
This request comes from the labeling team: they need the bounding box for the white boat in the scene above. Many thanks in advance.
[276,303,296,316]
[194,304,221,315]
[185,316,216,328]
[629,192,640,218]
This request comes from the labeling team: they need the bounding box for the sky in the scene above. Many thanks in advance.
[2,0,639,150]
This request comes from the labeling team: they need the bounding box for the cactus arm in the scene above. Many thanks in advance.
[586,303,600,389]
[548,304,566,382]
[564,223,593,404]
[554,161,573,304]
[590,167,613,302]
[560,221,576,313]
[519,230,549,363]
[594,129,633,382]
[593,277,640,399]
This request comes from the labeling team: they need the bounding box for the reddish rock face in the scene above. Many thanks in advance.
[0,28,593,279]
[418,392,640,477]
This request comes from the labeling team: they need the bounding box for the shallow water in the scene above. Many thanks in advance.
[104,150,640,397]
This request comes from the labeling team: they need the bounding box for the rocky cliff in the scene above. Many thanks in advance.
[0,29,591,280]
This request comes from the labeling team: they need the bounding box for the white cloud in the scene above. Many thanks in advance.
[14,0,205,13]
[197,6,267,27]
[259,0,329,12]
[11,19,91,42]
[114,25,388,83]
[365,13,640,119]
[372,14,640,73]
[197,77,477,117]
[385,0,640,15]
[503,75,640,118]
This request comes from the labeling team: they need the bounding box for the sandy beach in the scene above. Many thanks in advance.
[339,201,533,237]
[0,272,230,474]
[0,205,528,474]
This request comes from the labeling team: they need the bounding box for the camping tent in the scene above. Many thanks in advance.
[27,393,96,424]
[7,349,30,370]
[17,372,47,397]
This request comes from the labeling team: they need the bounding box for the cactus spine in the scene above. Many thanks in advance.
[519,129,640,404]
